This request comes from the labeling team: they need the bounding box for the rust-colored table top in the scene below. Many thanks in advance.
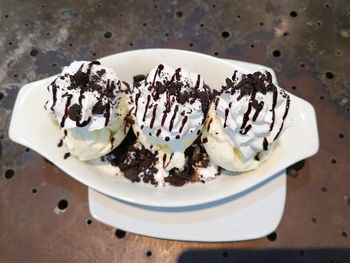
[1,0,349,262]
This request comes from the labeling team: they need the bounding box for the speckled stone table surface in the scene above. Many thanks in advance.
[0,1,349,262]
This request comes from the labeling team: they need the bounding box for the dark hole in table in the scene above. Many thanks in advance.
[58,199,68,210]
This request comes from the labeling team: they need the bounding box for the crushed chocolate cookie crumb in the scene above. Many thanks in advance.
[133,74,146,84]
[102,129,221,186]
[103,131,158,185]
[165,144,209,186]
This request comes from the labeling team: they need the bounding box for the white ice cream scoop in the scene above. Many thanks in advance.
[202,70,291,171]
[130,64,211,174]
[46,61,130,160]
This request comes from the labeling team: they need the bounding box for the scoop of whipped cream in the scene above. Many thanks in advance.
[202,70,291,171]
[46,61,130,160]
[130,64,211,173]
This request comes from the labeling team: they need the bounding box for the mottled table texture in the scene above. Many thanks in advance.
[0,1,349,262]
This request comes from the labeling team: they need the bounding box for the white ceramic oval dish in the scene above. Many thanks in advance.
[9,49,319,207]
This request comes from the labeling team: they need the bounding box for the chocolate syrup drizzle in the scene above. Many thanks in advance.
[104,102,111,127]
[151,64,164,89]
[223,108,229,128]
[49,61,118,130]
[263,137,269,150]
[50,79,59,111]
[60,94,73,127]
[134,93,140,116]
[273,95,291,141]
[169,105,179,132]
[161,112,168,127]
[165,153,174,168]
[252,101,264,121]
[58,129,68,148]
[240,92,256,133]
[142,95,151,122]
[133,64,211,140]
[149,104,158,128]
[179,116,188,133]
[221,71,290,150]
[269,89,278,131]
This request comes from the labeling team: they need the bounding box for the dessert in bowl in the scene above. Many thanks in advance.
[9,49,319,207]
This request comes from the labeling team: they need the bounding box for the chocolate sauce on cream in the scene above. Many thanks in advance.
[131,64,211,144]
[169,105,179,132]
[142,95,151,122]
[151,64,164,88]
[179,116,188,133]
[50,81,58,111]
[216,70,291,153]
[252,101,264,121]
[150,104,158,128]
[134,93,140,116]
[60,94,73,127]
[104,102,110,127]
[161,112,168,126]
[269,89,278,131]
[240,91,256,131]
[223,108,229,128]
[263,137,269,150]
[273,95,291,141]
[48,61,122,131]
